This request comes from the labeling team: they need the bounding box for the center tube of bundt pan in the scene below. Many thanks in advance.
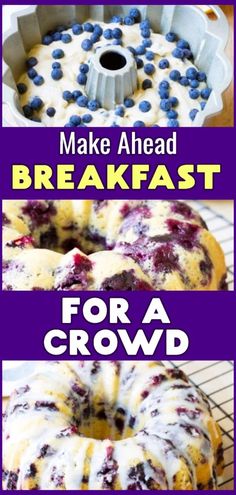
[85,45,138,109]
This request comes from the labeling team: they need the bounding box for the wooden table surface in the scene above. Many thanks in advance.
[205,5,234,127]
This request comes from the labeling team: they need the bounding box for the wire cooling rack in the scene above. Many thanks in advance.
[188,201,234,291]
[163,360,234,490]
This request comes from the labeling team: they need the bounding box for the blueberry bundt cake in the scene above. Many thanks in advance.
[16,8,213,127]
[2,200,227,291]
[2,361,224,490]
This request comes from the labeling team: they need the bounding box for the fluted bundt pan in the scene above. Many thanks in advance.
[86,45,138,109]
[3,4,232,127]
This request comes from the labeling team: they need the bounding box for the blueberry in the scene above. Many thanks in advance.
[177,39,190,49]
[64,123,73,127]
[23,105,33,118]
[112,27,122,39]
[186,67,198,80]
[42,35,53,45]
[141,28,151,38]
[159,88,169,99]
[69,115,82,126]
[62,90,73,102]
[52,32,61,42]
[169,96,179,107]
[127,46,136,55]
[31,116,41,123]
[113,39,122,46]
[142,79,152,90]
[111,15,123,24]
[17,82,27,94]
[136,58,144,69]
[135,45,146,56]
[83,22,94,32]
[169,69,181,81]
[159,58,169,69]
[81,39,93,51]
[26,57,38,68]
[142,39,152,48]
[145,50,154,60]
[200,101,206,110]
[77,73,87,85]
[167,109,178,119]
[103,28,113,39]
[124,16,135,26]
[201,87,212,100]
[140,19,151,30]
[190,79,199,88]
[72,90,82,100]
[51,69,63,81]
[124,98,134,108]
[115,106,125,117]
[139,100,151,112]
[133,120,145,127]
[27,68,37,79]
[82,114,93,123]
[33,75,44,86]
[79,63,89,74]
[52,49,65,59]
[111,123,120,127]
[189,88,200,99]
[52,62,61,69]
[167,119,179,127]
[88,99,100,111]
[46,107,56,117]
[189,88,200,100]
[144,63,155,75]
[90,33,100,43]
[179,76,189,86]
[72,24,83,35]
[94,24,103,36]
[183,49,193,59]
[172,48,184,59]
[189,108,199,121]
[61,33,72,43]
[76,95,89,107]
[165,32,177,42]
[160,99,172,112]
[129,8,140,20]
[159,80,169,89]
[30,96,43,110]
[197,71,206,82]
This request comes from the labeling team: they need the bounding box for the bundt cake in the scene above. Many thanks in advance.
[2,361,224,490]
[16,8,213,127]
[2,200,227,290]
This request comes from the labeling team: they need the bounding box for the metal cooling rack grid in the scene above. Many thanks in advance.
[163,360,234,490]
[188,201,234,291]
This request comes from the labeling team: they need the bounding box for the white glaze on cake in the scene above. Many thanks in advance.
[2,361,224,490]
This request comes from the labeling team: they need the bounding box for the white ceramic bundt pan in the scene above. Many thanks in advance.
[2,4,232,127]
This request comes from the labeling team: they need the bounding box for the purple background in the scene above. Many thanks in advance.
[0,290,235,360]
[0,127,235,199]
[0,1,235,492]
[0,126,235,363]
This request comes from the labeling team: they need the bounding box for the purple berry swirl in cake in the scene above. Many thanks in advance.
[2,199,227,291]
